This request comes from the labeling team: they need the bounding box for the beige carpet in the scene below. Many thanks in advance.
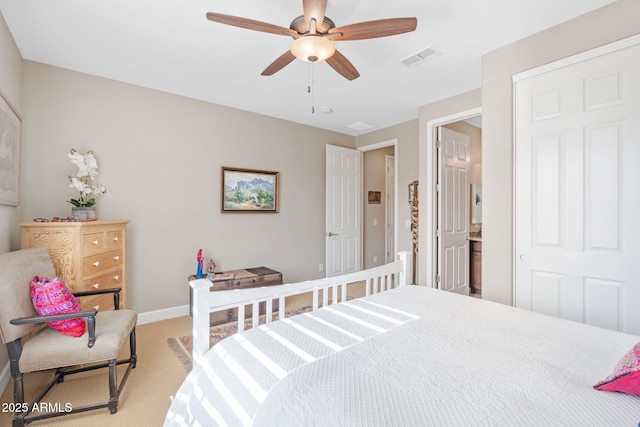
[168,306,313,372]
[0,315,192,427]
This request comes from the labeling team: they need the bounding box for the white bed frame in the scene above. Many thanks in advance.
[189,251,411,361]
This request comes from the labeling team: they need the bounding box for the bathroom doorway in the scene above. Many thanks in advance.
[439,117,482,297]
[420,109,482,297]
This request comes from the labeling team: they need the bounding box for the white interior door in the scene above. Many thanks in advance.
[438,127,470,295]
[514,38,640,334]
[385,155,395,263]
[326,144,362,277]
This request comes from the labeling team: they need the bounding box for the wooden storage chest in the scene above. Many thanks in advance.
[188,267,282,325]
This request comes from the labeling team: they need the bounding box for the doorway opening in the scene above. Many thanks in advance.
[360,139,398,271]
[419,108,482,297]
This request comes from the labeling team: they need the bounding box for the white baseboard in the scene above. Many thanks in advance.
[0,304,190,396]
[136,304,190,325]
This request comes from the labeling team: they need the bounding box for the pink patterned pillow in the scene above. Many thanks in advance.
[593,342,640,395]
[30,276,86,337]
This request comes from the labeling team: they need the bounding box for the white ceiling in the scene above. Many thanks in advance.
[0,0,616,136]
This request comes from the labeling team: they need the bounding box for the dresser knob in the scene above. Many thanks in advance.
[114,256,120,261]
[113,275,119,281]
[113,236,119,241]
[93,240,99,245]
[93,305,100,311]
[93,261,100,267]
[93,283,100,289]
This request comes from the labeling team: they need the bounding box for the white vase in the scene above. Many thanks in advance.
[71,206,96,220]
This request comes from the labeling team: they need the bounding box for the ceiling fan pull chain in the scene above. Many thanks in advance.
[309,62,316,113]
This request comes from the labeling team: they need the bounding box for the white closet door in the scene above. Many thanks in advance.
[514,38,640,334]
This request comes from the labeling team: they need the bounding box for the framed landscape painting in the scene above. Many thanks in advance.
[0,90,21,206]
[222,167,279,213]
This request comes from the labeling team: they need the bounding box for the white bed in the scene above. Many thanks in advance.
[164,255,640,426]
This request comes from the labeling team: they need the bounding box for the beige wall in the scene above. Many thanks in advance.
[362,146,394,269]
[20,61,355,313]
[482,0,640,305]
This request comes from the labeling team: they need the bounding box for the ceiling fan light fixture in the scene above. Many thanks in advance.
[290,36,335,63]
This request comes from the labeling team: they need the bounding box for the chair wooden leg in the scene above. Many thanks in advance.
[12,416,25,427]
[11,372,25,427]
[7,341,26,427]
[108,359,118,414]
[130,328,137,368]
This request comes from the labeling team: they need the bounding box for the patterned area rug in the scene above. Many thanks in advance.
[168,306,313,372]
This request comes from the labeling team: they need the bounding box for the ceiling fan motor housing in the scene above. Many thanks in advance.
[290,15,336,35]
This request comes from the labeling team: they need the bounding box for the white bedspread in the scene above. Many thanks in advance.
[165,286,640,426]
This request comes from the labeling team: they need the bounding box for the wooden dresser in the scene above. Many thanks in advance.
[20,220,129,311]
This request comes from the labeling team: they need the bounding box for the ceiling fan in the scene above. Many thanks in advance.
[206,0,417,80]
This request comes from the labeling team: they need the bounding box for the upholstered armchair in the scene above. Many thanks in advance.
[0,247,137,427]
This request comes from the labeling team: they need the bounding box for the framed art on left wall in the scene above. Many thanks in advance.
[0,90,21,206]
[222,167,279,213]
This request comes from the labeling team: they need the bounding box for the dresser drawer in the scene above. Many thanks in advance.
[83,230,124,256]
[105,230,124,251]
[78,292,120,312]
[79,267,124,292]
[84,249,123,276]
[83,232,107,256]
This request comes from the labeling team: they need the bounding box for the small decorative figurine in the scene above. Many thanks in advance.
[207,258,217,274]
[196,249,203,278]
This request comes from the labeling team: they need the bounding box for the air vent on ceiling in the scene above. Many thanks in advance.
[347,121,377,132]
[401,46,442,67]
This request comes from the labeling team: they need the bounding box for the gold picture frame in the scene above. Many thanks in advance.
[221,167,279,213]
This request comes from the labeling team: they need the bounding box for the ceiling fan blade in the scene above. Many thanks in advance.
[206,12,297,37]
[328,18,417,41]
[326,50,360,81]
[261,51,296,76]
[302,0,327,30]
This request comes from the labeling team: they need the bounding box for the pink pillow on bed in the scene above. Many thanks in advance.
[593,342,640,395]
[30,276,86,337]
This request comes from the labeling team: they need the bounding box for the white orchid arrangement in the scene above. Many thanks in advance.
[67,149,107,207]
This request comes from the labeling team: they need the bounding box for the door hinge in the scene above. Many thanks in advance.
[436,274,441,284]
[436,183,441,192]
[436,140,441,149]
[436,228,441,238]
